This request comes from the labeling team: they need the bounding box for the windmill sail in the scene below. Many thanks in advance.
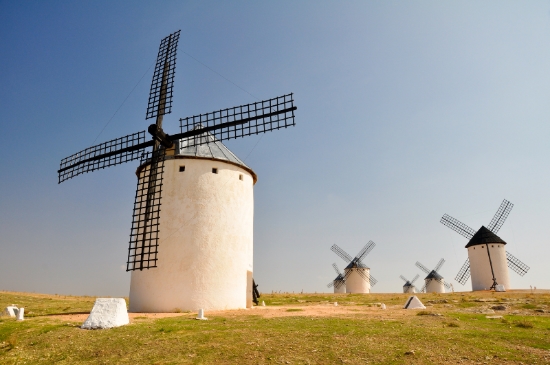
[146,30,181,120]
[179,94,295,147]
[506,251,530,276]
[127,148,166,271]
[455,258,471,285]
[440,214,476,239]
[58,131,149,183]
[487,199,513,234]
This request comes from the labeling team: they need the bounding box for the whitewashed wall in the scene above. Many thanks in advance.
[129,156,254,312]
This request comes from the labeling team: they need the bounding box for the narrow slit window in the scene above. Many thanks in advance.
[239,174,243,181]
[179,166,185,172]
[212,168,218,174]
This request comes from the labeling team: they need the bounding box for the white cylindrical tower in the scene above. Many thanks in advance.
[403,284,416,294]
[466,227,510,291]
[333,280,346,294]
[424,277,445,293]
[129,134,257,312]
[344,267,371,293]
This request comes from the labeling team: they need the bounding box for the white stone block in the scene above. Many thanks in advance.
[403,296,426,309]
[16,308,24,321]
[381,303,386,310]
[196,308,207,320]
[81,298,129,330]
[3,306,18,317]
[495,284,506,292]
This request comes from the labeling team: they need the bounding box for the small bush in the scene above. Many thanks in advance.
[515,320,534,329]
[286,309,303,312]
[417,311,431,316]
[446,322,459,327]
[6,335,17,350]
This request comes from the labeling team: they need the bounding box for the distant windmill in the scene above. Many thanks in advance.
[331,241,378,293]
[416,259,451,293]
[400,274,420,293]
[57,31,297,312]
[327,263,346,293]
[441,199,530,291]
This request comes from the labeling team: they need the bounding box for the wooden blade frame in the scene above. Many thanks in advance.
[433,258,446,272]
[179,94,296,147]
[331,244,353,263]
[126,148,166,271]
[455,258,471,285]
[506,251,530,276]
[58,131,149,183]
[146,30,181,120]
[440,214,476,239]
[487,199,513,234]
[415,261,431,275]
[355,240,376,262]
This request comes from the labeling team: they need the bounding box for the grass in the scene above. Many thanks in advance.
[1,290,550,364]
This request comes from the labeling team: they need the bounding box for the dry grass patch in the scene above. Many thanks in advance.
[1,290,550,364]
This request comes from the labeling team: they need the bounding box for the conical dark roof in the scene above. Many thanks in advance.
[465,226,507,248]
[425,270,443,280]
[345,261,370,270]
[176,126,257,182]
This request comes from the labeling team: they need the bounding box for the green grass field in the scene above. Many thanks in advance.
[1,291,549,364]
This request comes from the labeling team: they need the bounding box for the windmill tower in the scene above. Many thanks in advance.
[416,259,451,293]
[327,263,346,293]
[57,31,297,312]
[330,241,378,293]
[441,199,530,291]
[400,274,419,293]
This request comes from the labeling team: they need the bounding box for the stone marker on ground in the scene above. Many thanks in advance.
[403,296,426,309]
[196,308,207,320]
[495,284,506,292]
[381,303,386,310]
[334,302,338,306]
[261,301,265,306]
[81,298,129,330]
[16,308,24,321]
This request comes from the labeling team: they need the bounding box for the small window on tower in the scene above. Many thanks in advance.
[179,166,185,172]
[212,168,218,174]
[239,174,243,181]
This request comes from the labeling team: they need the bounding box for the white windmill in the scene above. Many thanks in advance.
[327,263,346,293]
[399,274,420,293]
[441,199,530,291]
[57,31,297,312]
[416,259,451,293]
[330,241,378,293]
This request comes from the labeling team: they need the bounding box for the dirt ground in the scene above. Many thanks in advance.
[50,303,422,323]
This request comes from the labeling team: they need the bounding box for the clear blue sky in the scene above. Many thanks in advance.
[1,1,549,296]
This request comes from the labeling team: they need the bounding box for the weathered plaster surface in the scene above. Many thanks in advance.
[468,244,510,291]
[129,157,254,312]
[425,278,445,293]
[344,268,371,293]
